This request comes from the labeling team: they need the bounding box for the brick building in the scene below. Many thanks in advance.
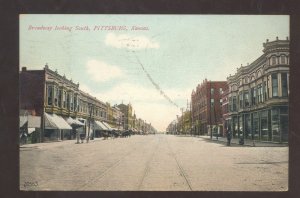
[191,79,228,136]
[20,65,108,142]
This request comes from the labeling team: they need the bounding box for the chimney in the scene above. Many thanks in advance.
[266,39,269,42]
[21,67,27,71]
[276,36,279,40]
[286,36,289,40]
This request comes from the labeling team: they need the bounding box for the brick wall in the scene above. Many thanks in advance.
[19,68,45,116]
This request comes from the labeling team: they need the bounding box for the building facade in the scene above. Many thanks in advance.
[225,37,289,143]
[20,65,108,142]
[191,80,228,136]
[117,103,133,130]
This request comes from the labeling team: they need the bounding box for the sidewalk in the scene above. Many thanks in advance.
[199,135,288,147]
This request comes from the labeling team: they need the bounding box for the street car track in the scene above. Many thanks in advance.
[78,136,158,190]
[166,138,193,191]
[136,136,161,190]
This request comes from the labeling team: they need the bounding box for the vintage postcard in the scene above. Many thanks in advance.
[19,14,289,191]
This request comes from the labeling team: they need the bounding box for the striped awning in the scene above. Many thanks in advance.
[102,122,113,131]
[94,120,109,130]
[44,113,72,130]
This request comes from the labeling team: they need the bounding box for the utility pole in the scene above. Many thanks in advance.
[210,81,212,140]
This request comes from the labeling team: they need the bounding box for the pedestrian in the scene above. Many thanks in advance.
[226,128,232,146]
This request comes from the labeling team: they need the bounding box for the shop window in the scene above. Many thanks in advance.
[245,114,251,139]
[271,108,280,141]
[47,85,53,106]
[233,116,238,138]
[280,106,289,142]
[238,116,243,138]
[252,112,259,140]
[260,111,269,141]
[272,74,278,97]
[281,73,288,97]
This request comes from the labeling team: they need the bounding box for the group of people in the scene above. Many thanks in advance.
[226,127,245,146]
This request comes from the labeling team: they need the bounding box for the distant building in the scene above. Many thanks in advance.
[117,103,133,130]
[225,37,289,143]
[191,80,228,136]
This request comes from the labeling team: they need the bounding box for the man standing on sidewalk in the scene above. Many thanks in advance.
[226,127,232,146]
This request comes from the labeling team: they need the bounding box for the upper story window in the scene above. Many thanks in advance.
[70,92,74,111]
[263,81,268,101]
[281,73,288,97]
[47,85,53,106]
[272,73,278,97]
[239,91,243,109]
[74,95,78,111]
[211,98,214,106]
[232,96,237,112]
[229,97,232,112]
[280,55,286,64]
[211,88,214,95]
[251,87,256,106]
[58,89,62,107]
[271,56,277,65]
[67,92,70,110]
[63,91,67,108]
[219,88,223,94]
[54,86,59,107]
[244,91,249,108]
[257,84,263,103]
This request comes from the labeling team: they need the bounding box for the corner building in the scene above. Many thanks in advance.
[226,37,289,143]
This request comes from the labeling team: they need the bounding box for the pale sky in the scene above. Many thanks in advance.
[20,15,289,131]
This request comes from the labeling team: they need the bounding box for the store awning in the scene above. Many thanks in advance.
[20,115,41,129]
[102,122,113,131]
[44,113,72,130]
[65,117,85,127]
[94,120,109,130]
[28,115,41,128]
[20,116,27,128]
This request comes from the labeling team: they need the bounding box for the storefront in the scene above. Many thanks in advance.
[231,106,288,143]
[44,113,72,141]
